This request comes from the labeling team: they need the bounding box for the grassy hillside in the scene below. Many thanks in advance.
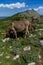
[0,10,43,65]
[0,9,40,21]
[0,9,40,31]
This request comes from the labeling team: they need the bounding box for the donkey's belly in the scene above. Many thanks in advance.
[14,24,25,32]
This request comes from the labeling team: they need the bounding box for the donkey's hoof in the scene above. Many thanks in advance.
[17,38,19,40]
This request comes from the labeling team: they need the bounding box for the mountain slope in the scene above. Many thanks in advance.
[9,9,40,21]
[0,9,40,22]
[0,10,43,65]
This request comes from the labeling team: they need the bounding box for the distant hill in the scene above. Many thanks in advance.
[9,9,40,21]
[0,16,9,18]
[0,9,40,22]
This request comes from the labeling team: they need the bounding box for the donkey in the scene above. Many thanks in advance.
[5,19,32,39]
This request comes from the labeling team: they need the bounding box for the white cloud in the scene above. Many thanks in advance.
[28,6,43,11]
[34,6,43,11]
[28,6,43,15]
[0,2,26,9]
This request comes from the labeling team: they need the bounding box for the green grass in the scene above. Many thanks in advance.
[0,16,43,65]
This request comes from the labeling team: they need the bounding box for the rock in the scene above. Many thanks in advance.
[23,46,31,51]
[6,53,13,59]
[0,52,3,56]
[9,46,12,49]
[28,62,36,65]
[38,29,43,31]
[2,38,9,42]
[38,55,41,59]
[29,34,36,38]
[40,40,43,45]
[29,34,33,37]
[13,55,19,60]
[2,39,6,42]
[6,55,10,59]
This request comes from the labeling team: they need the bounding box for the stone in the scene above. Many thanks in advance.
[29,34,36,38]
[2,38,9,42]
[29,34,33,37]
[13,55,19,60]
[38,29,43,31]
[28,62,36,65]
[6,55,10,59]
[40,40,43,45]
[23,46,31,51]
[9,46,12,49]
[38,55,41,59]
[0,52,3,56]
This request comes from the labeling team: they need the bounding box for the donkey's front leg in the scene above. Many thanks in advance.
[12,28,17,39]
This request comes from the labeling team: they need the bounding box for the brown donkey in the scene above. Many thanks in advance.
[5,19,32,38]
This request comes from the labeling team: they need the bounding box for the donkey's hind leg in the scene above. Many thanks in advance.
[24,26,29,38]
[12,28,17,39]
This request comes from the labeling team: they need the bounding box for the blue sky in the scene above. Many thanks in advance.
[0,0,43,17]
